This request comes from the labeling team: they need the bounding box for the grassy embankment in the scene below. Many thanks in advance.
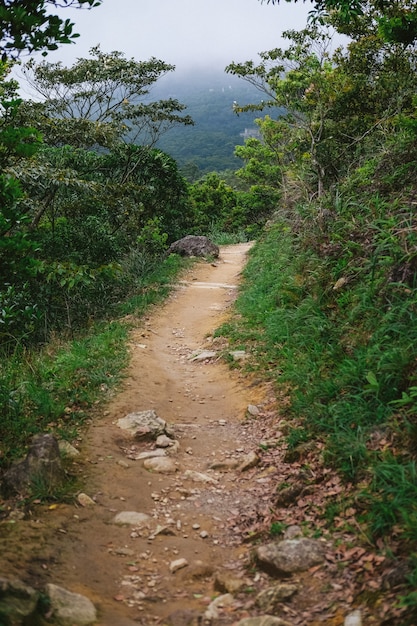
[0,255,186,475]
[216,192,417,613]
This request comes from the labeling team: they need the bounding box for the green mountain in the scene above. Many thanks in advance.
[150,70,277,177]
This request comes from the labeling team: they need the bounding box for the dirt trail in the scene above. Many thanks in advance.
[13,242,274,625]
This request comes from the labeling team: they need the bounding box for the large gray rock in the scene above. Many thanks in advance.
[116,409,172,440]
[255,538,324,576]
[0,577,39,625]
[45,584,97,626]
[2,434,64,496]
[167,235,219,258]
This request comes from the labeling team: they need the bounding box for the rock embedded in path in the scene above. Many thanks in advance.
[214,570,247,594]
[0,577,39,624]
[204,593,234,620]
[112,511,151,526]
[189,350,217,362]
[238,450,260,472]
[116,409,173,441]
[235,617,292,626]
[167,235,219,258]
[345,610,362,626]
[256,538,325,576]
[208,458,240,471]
[59,440,80,458]
[255,583,298,611]
[135,449,167,460]
[2,433,64,496]
[143,456,178,474]
[45,584,97,626]
[170,558,189,573]
[156,434,175,448]
[77,493,96,507]
[183,469,218,484]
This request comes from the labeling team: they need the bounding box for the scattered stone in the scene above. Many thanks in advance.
[170,558,189,573]
[208,459,240,471]
[283,525,303,540]
[283,441,316,463]
[235,617,292,626]
[183,469,217,484]
[2,434,64,496]
[143,457,178,474]
[183,560,214,580]
[113,547,135,557]
[0,577,39,625]
[166,440,180,455]
[77,493,96,507]
[345,610,362,626]
[156,434,174,448]
[229,350,249,362]
[238,450,260,472]
[116,409,173,441]
[200,530,209,539]
[167,235,219,258]
[58,441,80,458]
[247,404,260,416]
[189,350,217,362]
[164,610,201,626]
[275,482,311,507]
[45,583,97,626]
[117,460,130,468]
[204,593,234,620]
[256,538,325,576]
[112,511,151,526]
[255,583,298,611]
[151,524,176,537]
[135,449,166,460]
[214,571,247,594]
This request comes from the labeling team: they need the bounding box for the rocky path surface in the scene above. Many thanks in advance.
[62,241,271,624]
[2,243,398,626]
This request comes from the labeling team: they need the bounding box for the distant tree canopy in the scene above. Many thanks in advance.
[0,0,102,58]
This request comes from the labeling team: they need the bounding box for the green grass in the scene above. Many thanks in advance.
[0,253,188,471]
[216,208,417,611]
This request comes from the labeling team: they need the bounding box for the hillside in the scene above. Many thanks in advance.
[150,70,279,177]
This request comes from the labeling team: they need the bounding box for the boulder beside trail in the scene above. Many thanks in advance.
[167,235,219,258]
[2,433,64,497]
[0,577,39,625]
[255,538,325,576]
[44,584,97,626]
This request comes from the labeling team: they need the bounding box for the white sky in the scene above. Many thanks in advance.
[40,0,314,73]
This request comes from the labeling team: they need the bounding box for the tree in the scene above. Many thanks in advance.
[0,0,102,58]
[20,46,194,148]
[260,0,417,45]
[227,27,343,198]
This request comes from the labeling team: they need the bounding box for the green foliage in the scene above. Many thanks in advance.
[0,0,102,58]
[21,46,193,147]
[0,252,186,466]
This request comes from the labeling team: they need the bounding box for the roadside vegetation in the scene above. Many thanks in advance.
[214,4,417,619]
[2,0,417,619]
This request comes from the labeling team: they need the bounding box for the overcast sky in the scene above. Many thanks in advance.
[41,0,314,74]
